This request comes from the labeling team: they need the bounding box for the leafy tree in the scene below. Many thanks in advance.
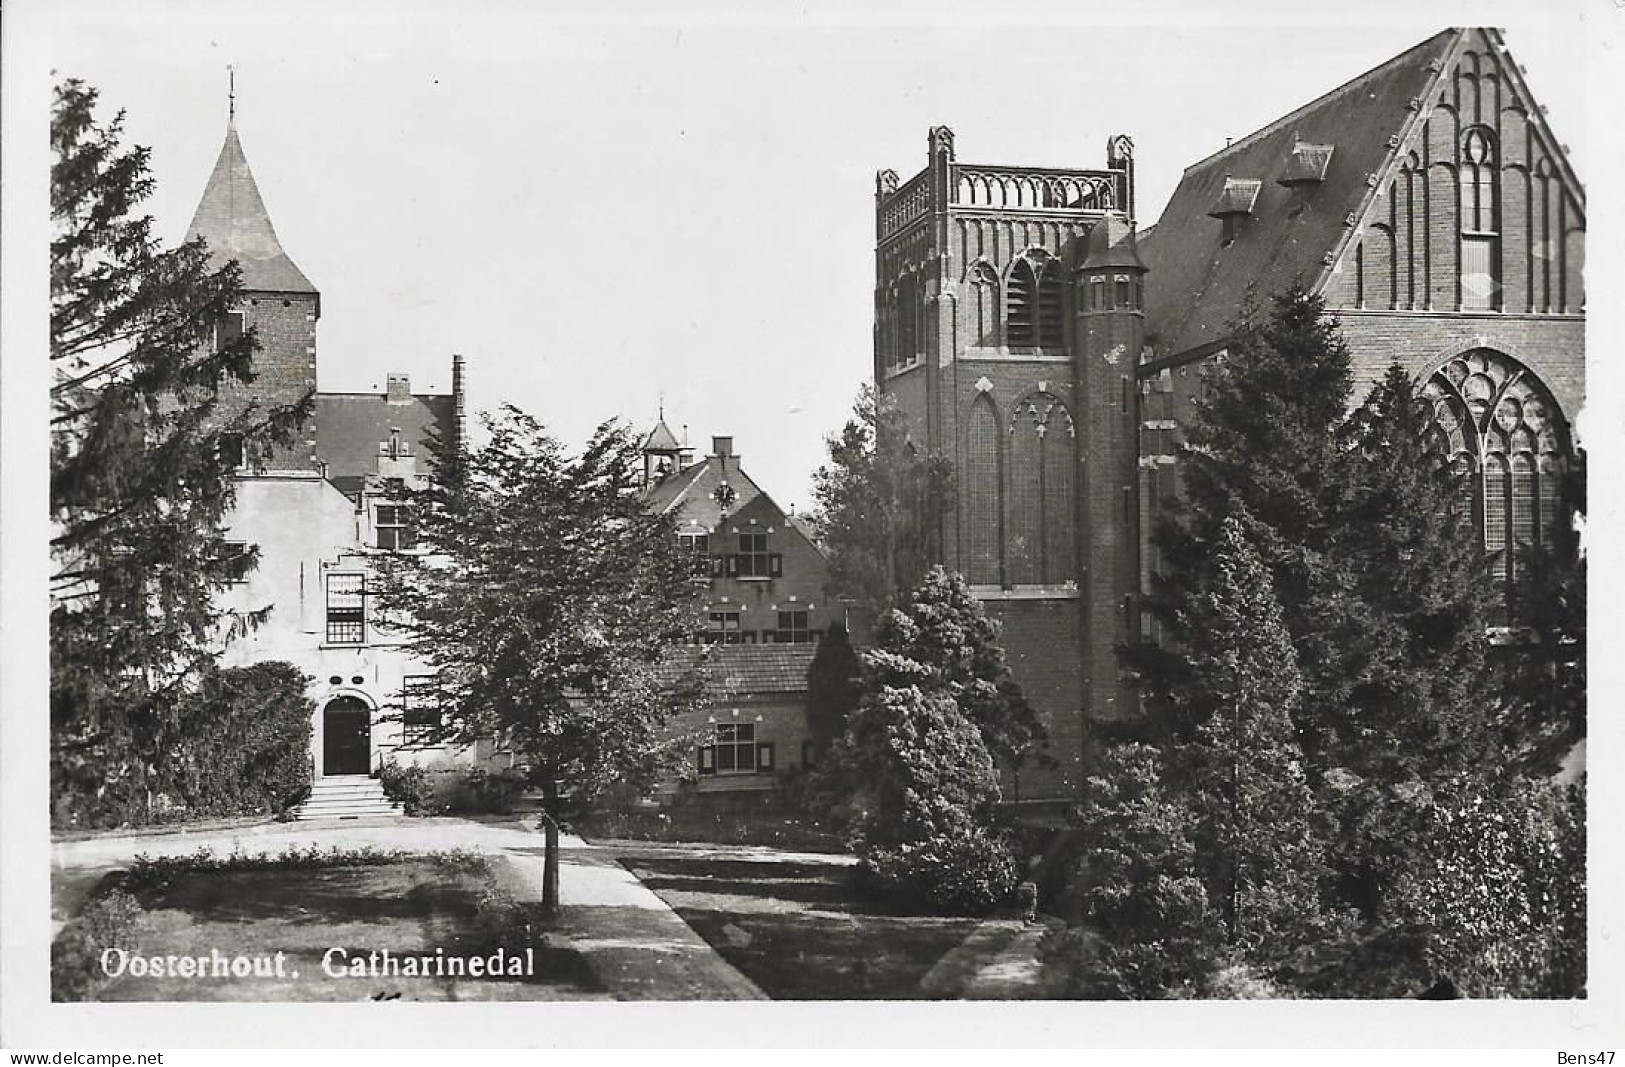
[50,79,309,826]
[1385,776,1585,997]
[372,407,701,912]
[810,383,954,619]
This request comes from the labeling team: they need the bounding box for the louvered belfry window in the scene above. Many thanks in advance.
[1005,259,1037,347]
[1037,260,1065,348]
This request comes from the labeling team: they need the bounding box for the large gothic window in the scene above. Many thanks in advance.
[1424,349,1569,603]
[1459,127,1500,310]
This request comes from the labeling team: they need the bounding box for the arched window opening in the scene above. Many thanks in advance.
[1037,260,1065,348]
[896,274,918,368]
[1459,127,1500,310]
[968,261,999,347]
[1005,259,1037,348]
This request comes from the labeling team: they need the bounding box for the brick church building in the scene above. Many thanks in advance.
[871,27,1585,799]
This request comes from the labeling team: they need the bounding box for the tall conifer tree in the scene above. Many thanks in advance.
[50,80,308,824]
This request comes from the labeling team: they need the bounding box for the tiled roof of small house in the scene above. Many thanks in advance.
[1139,29,1456,360]
[652,643,820,696]
[186,121,318,295]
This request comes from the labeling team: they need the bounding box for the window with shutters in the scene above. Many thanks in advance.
[732,532,780,579]
[697,723,775,777]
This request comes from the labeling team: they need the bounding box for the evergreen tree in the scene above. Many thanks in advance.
[872,566,1044,768]
[810,384,954,619]
[50,80,309,826]
[1050,741,1218,997]
[803,622,861,760]
[835,566,1037,914]
[1129,286,1353,752]
[1177,515,1344,960]
[841,637,1017,915]
[371,407,701,913]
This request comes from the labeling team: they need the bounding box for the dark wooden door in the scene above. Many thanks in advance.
[322,698,371,775]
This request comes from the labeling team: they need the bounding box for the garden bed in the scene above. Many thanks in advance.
[53,846,605,1002]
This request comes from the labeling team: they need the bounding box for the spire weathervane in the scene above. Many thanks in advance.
[228,65,236,121]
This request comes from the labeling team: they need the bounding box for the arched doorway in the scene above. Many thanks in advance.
[322,695,372,776]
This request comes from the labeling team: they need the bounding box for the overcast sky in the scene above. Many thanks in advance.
[32,1,1597,509]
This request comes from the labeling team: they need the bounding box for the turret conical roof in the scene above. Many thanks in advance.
[185,121,317,295]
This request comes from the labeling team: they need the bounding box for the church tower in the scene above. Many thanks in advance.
[873,127,1137,796]
[186,105,320,471]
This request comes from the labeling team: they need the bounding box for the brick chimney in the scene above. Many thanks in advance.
[386,373,411,403]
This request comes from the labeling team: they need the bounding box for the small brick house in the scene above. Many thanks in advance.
[640,427,838,793]
[872,27,1585,801]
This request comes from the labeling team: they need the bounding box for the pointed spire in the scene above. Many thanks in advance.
[186,101,317,295]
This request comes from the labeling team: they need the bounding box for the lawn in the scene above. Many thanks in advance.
[603,841,985,999]
[68,856,607,1002]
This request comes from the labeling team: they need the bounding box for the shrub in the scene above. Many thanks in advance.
[151,661,312,824]
[379,760,438,815]
[51,887,142,1001]
[859,826,1019,916]
[446,767,527,815]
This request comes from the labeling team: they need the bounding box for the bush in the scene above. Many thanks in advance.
[51,887,142,1001]
[379,760,438,815]
[858,826,1020,916]
[446,767,526,815]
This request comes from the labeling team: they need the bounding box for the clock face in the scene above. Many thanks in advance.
[712,482,737,509]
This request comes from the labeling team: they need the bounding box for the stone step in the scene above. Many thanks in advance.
[294,803,403,820]
[306,783,392,797]
[293,777,403,820]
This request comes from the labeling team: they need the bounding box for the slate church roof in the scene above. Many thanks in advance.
[186,120,318,296]
[1139,29,1455,360]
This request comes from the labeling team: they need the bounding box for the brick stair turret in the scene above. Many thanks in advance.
[293,775,404,820]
